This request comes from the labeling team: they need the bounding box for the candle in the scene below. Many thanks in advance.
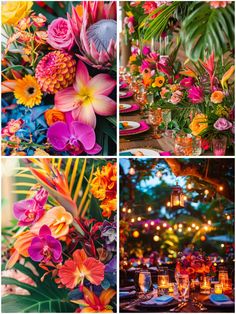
[158,275,169,288]
[200,277,211,294]
[214,283,223,294]
[169,283,174,293]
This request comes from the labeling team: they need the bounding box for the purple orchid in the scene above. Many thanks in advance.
[13,188,48,226]
[100,219,116,251]
[47,113,102,155]
[28,225,62,263]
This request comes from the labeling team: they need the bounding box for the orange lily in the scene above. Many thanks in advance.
[221,65,235,89]
[72,286,116,312]
[179,66,197,78]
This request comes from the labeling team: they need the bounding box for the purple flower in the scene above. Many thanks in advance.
[28,225,62,263]
[180,77,195,88]
[142,46,151,56]
[214,118,232,131]
[188,86,204,104]
[100,220,116,251]
[47,121,102,155]
[13,188,48,226]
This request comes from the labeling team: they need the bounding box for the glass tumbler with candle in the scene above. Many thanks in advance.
[178,274,189,301]
[139,271,152,294]
[212,136,227,156]
[218,269,228,287]
[148,108,163,139]
[174,132,193,156]
[214,283,223,294]
[158,268,169,296]
[200,276,211,294]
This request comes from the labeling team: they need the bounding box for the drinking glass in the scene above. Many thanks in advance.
[148,108,163,139]
[212,137,227,156]
[139,271,152,294]
[178,274,189,301]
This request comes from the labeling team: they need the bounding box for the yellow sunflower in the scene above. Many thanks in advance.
[14,75,42,108]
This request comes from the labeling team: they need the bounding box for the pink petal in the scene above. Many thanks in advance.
[89,74,116,96]
[92,95,116,116]
[86,143,102,155]
[72,105,97,128]
[75,60,90,88]
[39,225,51,237]
[47,121,70,151]
[54,87,78,112]
[69,121,96,150]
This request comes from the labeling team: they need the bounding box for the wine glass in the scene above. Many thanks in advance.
[139,271,152,294]
[148,108,163,139]
[178,274,189,302]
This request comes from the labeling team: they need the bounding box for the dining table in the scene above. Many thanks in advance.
[120,286,235,313]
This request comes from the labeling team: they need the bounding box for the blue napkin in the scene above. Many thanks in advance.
[210,294,234,306]
[141,295,173,305]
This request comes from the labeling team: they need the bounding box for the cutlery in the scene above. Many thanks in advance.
[193,298,208,311]
[170,302,187,312]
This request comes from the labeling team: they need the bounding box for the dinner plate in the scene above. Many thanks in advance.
[120,103,140,114]
[120,121,140,131]
[203,299,235,309]
[120,149,160,156]
[120,104,132,110]
[120,91,134,99]
[136,298,178,310]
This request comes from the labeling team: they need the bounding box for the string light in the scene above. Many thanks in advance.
[187,227,192,232]
[137,217,141,221]
[168,227,173,231]
[196,226,199,230]
[201,235,206,241]
[207,220,212,225]
[220,259,224,263]
[219,186,224,191]
[178,229,182,233]
[156,226,160,230]
[187,183,192,190]
[178,224,183,228]
[153,235,160,242]
[192,223,196,228]
[127,208,132,213]
[131,218,135,223]
[204,226,209,231]
[129,167,135,175]
[133,230,139,238]
[221,244,225,248]
[122,207,126,212]
[226,215,230,220]
[204,189,209,195]
[166,201,171,207]
[147,206,152,212]
[144,223,148,228]
[150,221,155,226]
[163,223,167,228]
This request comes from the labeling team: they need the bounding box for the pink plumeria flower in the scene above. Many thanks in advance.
[55,60,116,128]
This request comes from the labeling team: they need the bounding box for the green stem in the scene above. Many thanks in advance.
[2,139,48,149]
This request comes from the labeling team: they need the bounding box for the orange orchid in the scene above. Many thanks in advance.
[58,249,105,289]
[31,206,73,238]
[72,286,116,312]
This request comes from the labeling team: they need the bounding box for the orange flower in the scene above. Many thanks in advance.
[179,66,197,78]
[58,249,105,289]
[130,64,138,73]
[210,90,224,104]
[72,286,116,312]
[129,55,137,63]
[100,199,117,218]
[44,109,65,126]
[152,76,165,88]
[31,206,73,238]
[160,87,169,99]
[189,113,208,136]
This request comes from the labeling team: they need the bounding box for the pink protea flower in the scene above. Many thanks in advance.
[55,60,116,128]
[68,2,117,69]
[188,86,204,104]
[47,17,74,51]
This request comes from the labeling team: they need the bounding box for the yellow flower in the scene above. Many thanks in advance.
[189,114,208,136]
[221,65,235,89]
[126,11,133,17]
[210,90,224,104]
[1,1,33,26]
[34,148,50,156]
[14,75,42,108]
[152,76,165,88]
[129,55,137,63]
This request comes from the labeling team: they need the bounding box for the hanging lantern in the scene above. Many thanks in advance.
[170,182,185,209]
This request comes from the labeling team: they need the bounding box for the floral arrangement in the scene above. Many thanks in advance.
[2,158,117,312]
[176,251,217,279]
[1,1,117,156]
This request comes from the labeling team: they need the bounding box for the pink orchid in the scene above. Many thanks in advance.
[55,61,116,128]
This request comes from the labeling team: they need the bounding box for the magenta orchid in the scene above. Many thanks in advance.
[28,225,62,263]
[47,117,102,155]
[13,188,48,226]
[55,60,116,128]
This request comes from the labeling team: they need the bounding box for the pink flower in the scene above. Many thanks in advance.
[13,188,48,226]
[55,60,116,128]
[142,46,151,56]
[180,77,195,88]
[170,90,183,104]
[1,119,23,137]
[214,118,232,131]
[157,56,173,76]
[209,1,232,8]
[47,18,74,51]
[188,86,204,104]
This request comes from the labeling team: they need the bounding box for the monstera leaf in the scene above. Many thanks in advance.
[180,2,234,61]
[1,260,76,313]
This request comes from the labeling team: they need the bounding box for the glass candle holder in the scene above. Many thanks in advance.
[177,274,189,301]
[192,136,202,156]
[218,270,228,286]
[200,277,211,294]
[222,279,233,295]
[158,274,169,295]
[212,136,227,156]
[169,282,175,293]
[174,133,193,156]
[214,283,223,294]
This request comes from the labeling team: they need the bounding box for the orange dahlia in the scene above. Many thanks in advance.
[58,249,105,289]
[35,51,76,94]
